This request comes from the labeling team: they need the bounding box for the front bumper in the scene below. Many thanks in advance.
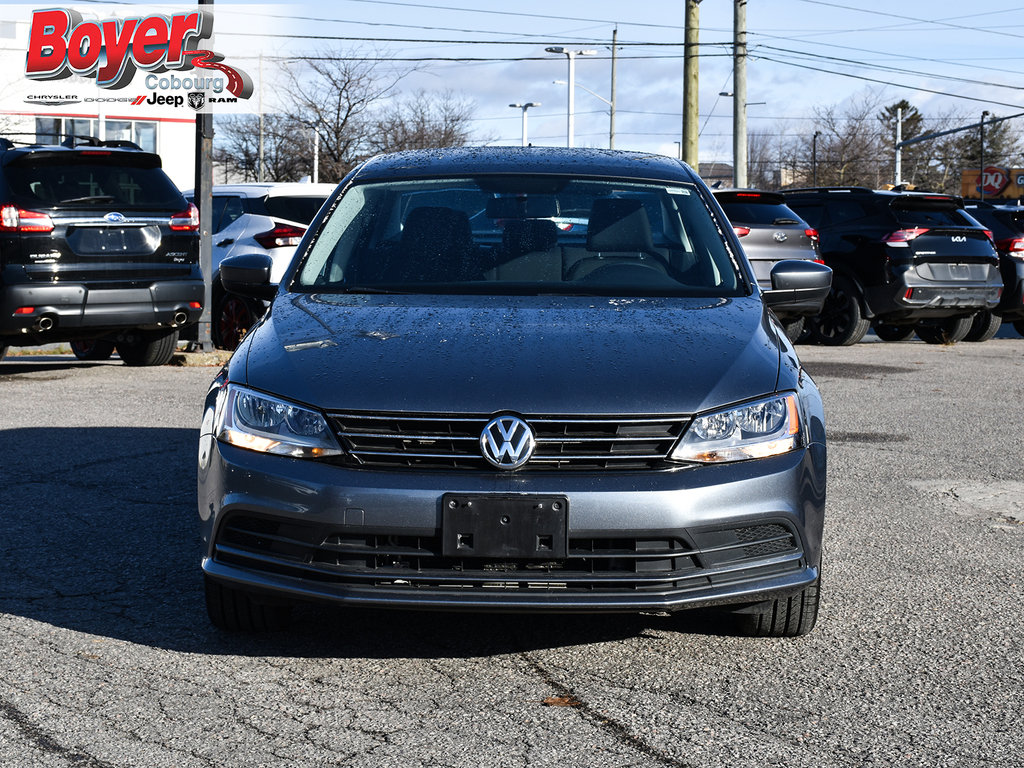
[198,439,826,613]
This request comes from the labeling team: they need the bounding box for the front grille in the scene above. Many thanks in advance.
[326,412,690,471]
[214,514,802,595]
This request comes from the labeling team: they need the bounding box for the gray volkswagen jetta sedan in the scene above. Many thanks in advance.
[197,147,831,637]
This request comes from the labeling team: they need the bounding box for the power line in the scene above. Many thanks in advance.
[757,55,1024,111]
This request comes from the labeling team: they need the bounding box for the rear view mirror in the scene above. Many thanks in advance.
[485,195,559,219]
[762,260,832,314]
[219,253,277,300]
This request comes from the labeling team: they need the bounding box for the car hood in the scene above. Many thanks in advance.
[237,293,781,415]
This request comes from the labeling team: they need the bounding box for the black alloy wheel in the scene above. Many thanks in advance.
[808,276,870,346]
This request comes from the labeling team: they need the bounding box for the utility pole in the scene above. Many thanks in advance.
[682,0,701,170]
[732,0,747,188]
[980,111,989,201]
[812,131,821,187]
[894,107,902,186]
[194,0,214,349]
[609,27,618,149]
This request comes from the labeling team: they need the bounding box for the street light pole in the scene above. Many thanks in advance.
[546,46,596,148]
[509,103,540,146]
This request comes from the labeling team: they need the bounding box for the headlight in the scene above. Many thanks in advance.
[671,393,802,464]
[215,384,342,458]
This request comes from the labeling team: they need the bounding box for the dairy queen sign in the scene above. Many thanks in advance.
[961,166,1024,200]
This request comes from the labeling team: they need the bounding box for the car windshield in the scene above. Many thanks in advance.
[293,176,745,297]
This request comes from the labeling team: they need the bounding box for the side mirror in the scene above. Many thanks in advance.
[763,260,832,315]
[219,253,277,300]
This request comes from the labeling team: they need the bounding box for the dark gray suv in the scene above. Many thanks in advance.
[197,147,831,637]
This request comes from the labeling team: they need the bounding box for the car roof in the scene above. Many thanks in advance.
[215,182,336,197]
[782,186,964,205]
[350,147,700,184]
[183,182,337,198]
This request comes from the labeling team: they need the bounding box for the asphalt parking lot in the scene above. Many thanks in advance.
[1,337,1022,768]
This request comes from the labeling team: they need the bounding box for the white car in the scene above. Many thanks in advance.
[185,182,335,349]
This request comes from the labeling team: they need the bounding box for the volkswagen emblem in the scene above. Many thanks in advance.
[772,231,788,243]
[104,212,126,223]
[480,414,536,470]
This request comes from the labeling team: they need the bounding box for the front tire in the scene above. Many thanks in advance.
[731,578,821,638]
[781,317,805,344]
[116,329,179,366]
[807,276,870,346]
[70,339,115,360]
[204,576,291,632]
[915,316,972,345]
[963,311,1001,342]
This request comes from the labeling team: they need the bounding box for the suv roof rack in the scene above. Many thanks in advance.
[1,134,145,153]
[60,135,143,150]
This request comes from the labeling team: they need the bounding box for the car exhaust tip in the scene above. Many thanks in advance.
[173,311,188,325]
[35,315,55,331]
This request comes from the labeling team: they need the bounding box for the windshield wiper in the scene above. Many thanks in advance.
[58,195,116,204]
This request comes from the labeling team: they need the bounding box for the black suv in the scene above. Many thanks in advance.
[0,137,202,365]
[783,187,1002,345]
[962,201,1024,339]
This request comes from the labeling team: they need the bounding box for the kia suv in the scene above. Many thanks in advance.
[0,136,202,365]
[198,147,832,637]
[783,187,1002,345]
[184,182,334,349]
[713,189,821,341]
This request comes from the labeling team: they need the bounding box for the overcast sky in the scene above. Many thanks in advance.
[7,0,1024,162]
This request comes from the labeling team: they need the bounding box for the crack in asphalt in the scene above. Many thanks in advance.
[520,653,697,768]
[0,697,118,768]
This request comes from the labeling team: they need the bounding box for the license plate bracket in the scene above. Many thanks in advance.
[442,494,568,559]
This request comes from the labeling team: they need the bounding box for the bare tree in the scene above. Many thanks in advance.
[214,113,309,182]
[214,51,481,183]
[369,89,476,154]
[809,91,887,187]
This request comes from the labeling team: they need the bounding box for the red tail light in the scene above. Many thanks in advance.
[0,204,54,233]
[169,202,199,232]
[254,223,306,249]
[882,227,929,246]
[732,226,750,238]
[804,228,819,244]
[997,236,1024,256]
[13,306,35,315]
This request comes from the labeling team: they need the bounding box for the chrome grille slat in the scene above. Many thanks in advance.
[327,411,690,472]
